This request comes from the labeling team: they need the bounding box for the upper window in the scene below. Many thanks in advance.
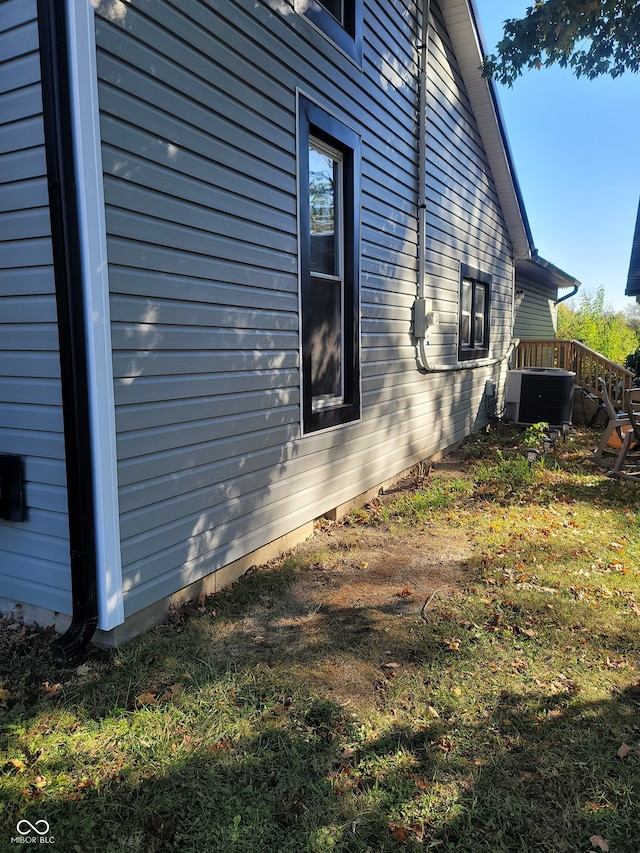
[318,0,344,23]
[299,96,361,433]
[296,0,363,64]
[459,265,491,360]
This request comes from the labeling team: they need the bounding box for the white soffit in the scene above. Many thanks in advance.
[441,0,533,261]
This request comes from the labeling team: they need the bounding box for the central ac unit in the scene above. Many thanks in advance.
[505,368,575,427]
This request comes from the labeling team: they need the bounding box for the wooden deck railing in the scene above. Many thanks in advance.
[513,339,635,407]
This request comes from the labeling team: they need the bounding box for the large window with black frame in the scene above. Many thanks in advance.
[298,96,361,433]
[459,264,491,361]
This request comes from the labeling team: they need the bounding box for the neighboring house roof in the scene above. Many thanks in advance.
[625,198,640,299]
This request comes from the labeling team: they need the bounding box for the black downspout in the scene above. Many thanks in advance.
[555,285,580,306]
[37,1,99,659]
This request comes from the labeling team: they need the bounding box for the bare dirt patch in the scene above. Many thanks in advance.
[202,468,475,707]
[0,461,476,713]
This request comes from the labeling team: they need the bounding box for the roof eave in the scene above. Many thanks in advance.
[440,0,534,261]
[624,198,640,298]
[516,254,581,293]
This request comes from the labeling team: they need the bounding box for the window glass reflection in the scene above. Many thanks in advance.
[309,144,338,276]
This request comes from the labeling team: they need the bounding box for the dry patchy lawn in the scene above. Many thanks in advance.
[2,427,640,852]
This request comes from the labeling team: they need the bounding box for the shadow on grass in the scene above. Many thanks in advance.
[3,428,640,850]
[3,551,639,853]
[4,680,640,852]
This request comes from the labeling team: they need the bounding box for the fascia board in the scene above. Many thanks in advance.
[441,0,533,261]
[516,256,581,292]
[625,199,640,296]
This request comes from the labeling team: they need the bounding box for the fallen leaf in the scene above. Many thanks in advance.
[389,823,409,842]
[605,657,628,670]
[159,683,184,702]
[76,663,92,677]
[398,587,413,598]
[409,821,425,840]
[135,691,158,706]
[42,682,62,698]
[590,835,609,852]
[617,742,632,758]
[412,775,431,791]
[0,687,10,701]
[22,785,44,799]
[443,637,460,651]
[7,758,25,772]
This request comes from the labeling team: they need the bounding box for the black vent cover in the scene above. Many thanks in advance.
[0,455,26,522]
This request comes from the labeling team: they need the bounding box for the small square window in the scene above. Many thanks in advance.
[459,265,491,360]
[296,0,362,64]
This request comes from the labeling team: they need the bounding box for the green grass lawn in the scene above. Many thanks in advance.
[1,427,640,852]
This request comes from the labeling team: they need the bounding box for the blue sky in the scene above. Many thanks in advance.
[474,1,640,312]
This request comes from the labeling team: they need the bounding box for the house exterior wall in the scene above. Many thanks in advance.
[92,0,516,621]
[425,1,513,366]
[514,277,557,340]
[0,0,71,617]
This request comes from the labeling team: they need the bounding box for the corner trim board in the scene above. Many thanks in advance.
[37,0,123,656]
[66,0,124,632]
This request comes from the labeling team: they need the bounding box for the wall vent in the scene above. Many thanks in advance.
[0,454,26,522]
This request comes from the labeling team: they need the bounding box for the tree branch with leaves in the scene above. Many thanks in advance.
[482,0,640,86]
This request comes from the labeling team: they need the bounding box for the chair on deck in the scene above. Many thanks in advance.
[607,388,640,482]
[588,379,633,469]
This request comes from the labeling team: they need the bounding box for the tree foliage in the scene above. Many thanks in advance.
[624,301,640,331]
[557,286,640,367]
[482,0,640,86]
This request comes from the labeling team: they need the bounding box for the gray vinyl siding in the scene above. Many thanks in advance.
[0,0,71,614]
[514,277,557,339]
[94,0,514,617]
